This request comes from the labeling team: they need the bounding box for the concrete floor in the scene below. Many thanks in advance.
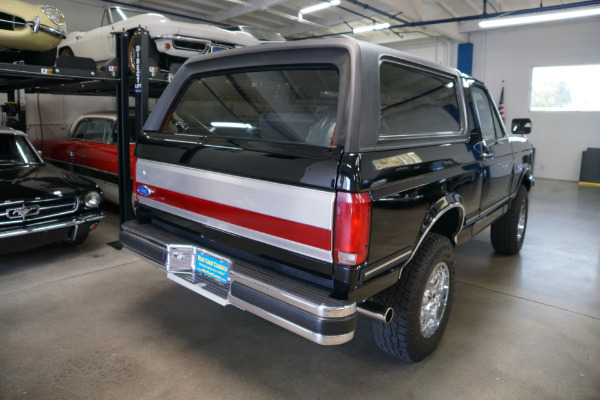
[1,178,599,400]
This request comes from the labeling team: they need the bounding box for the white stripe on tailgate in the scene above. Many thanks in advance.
[137,159,335,230]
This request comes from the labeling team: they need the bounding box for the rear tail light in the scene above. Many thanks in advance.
[334,192,371,266]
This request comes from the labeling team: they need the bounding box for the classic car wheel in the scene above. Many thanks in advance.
[128,33,160,72]
[22,49,57,67]
[65,229,89,245]
[491,185,528,255]
[59,47,74,57]
[372,233,455,362]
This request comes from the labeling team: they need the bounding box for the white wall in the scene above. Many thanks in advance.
[469,19,600,181]
[384,37,458,67]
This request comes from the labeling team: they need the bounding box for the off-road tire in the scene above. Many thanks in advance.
[491,185,528,255]
[372,233,456,362]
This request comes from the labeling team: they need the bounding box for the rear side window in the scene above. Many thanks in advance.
[379,62,461,138]
[72,118,112,141]
[85,119,111,141]
[163,66,340,148]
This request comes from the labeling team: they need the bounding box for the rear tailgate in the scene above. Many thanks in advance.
[119,59,362,344]
[134,136,343,269]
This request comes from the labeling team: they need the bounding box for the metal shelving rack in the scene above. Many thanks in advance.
[0,29,165,225]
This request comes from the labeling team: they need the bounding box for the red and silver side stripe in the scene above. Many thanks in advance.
[136,159,335,262]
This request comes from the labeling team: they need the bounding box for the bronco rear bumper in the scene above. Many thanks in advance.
[120,220,357,345]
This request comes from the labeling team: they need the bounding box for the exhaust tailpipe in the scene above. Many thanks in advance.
[357,301,394,324]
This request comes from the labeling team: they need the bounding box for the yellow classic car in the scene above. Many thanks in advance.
[0,0,67,66]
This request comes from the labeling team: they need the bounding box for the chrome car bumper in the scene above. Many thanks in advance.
[0,16,67,40]
[0,212,105,239]
[120,220,358,346]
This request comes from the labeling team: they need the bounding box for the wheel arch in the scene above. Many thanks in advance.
[58,46,73,56]
[416,193,465,250]
[519,170,535,192]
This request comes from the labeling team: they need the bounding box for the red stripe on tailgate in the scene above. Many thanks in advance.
[139,183,332,251]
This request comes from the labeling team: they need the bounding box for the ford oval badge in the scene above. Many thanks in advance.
[137,185,152,197]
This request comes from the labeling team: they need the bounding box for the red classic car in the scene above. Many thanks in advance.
[35,112,135,203]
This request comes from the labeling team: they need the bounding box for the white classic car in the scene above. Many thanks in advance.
[58,6,259,71]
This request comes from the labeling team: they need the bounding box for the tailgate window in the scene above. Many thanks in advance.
[163,66,339,147]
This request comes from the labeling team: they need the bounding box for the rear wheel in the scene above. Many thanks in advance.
[372,233,456,362]
[491,185,528,255]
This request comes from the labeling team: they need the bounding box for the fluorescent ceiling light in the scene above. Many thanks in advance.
[479,6,600,28]
[299,0,340,20]
[353,23,390,34]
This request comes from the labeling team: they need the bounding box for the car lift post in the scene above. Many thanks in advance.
[116,31,133,225]
[116,28,151,226]
[133,29,150,146]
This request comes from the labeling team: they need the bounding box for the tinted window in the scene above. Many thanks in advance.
[73,121,86,139]
[379,62,460,138]
[0,135,41,165]
[110,116,137,143]
[471,87,503,142]
[164,67,340,147]
[85,119,111,141]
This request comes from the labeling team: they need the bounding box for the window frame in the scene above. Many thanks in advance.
[160,64,343,148]
[472,85,507,142]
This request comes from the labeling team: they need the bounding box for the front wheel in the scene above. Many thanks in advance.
[128,33,160,72]
[372,233,456,362]
[64,228,89,245]
[58,47,74,57]
[491,185,528,255]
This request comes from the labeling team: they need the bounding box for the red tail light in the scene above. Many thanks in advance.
[334,192,371,266]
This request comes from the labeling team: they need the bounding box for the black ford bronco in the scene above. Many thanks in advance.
[120,38,534,362]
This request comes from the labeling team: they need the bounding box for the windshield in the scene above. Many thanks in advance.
[0,135,42,166]
[110,7,151,23]
[164,66,340,147]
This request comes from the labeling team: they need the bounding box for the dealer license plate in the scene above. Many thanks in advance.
[195,250,231,286]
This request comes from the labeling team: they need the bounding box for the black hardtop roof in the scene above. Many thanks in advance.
[183,37,461,78]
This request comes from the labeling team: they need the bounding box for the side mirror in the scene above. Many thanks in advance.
[511,118,532,135]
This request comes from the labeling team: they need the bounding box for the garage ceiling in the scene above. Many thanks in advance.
[104,0,600,43]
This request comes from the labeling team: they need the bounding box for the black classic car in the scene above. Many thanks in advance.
[0,128,105,254]
[120,38,534,362]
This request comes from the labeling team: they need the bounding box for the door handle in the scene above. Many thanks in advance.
[482,151,494,160]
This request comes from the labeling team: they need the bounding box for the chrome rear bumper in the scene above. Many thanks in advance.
[120,220,357,345]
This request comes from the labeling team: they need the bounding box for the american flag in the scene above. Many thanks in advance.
[498,81,505,122]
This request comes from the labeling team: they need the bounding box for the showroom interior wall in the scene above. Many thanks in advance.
[385,37,458,68]
[385,17,600,182]
[468,18,600,182]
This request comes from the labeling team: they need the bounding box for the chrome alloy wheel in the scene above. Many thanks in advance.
[517,198,527,241]
[420,262,450,338]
